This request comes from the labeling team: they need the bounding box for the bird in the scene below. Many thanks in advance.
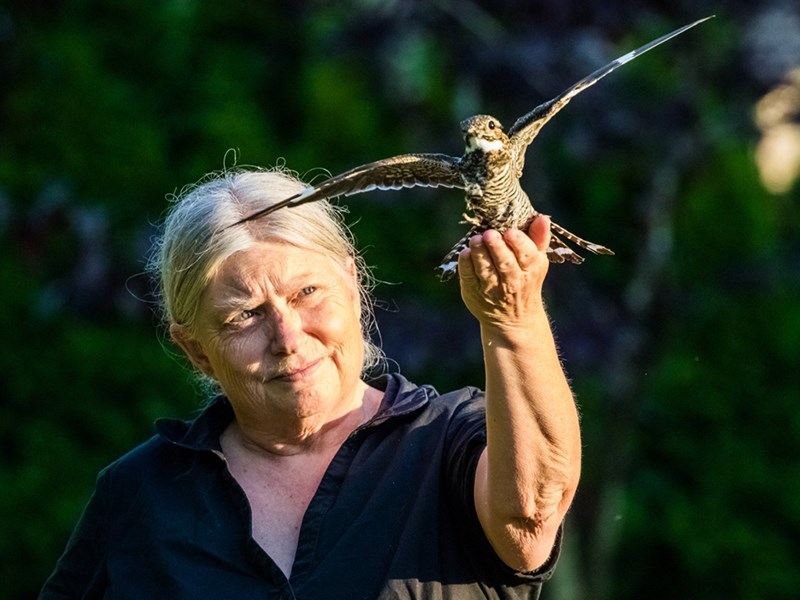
[234,17,713,280]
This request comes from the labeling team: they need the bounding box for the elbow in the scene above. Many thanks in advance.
[482,481,577,573]
[475,442,581,572]
[514,448,580,525]
[487,508,564,573]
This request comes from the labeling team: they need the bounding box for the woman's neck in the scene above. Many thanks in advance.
[226,381,383,458]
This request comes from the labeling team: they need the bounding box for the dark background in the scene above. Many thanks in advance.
[2,1,799,598]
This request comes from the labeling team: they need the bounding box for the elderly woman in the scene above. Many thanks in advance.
[41,168,581,599]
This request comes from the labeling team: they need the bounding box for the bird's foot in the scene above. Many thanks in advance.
[460,212,483,226]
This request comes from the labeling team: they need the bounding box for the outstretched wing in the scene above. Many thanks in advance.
[507,16,713,174]
[234,153,464,225]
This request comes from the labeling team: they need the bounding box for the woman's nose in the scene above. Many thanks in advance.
[268,309,303,355]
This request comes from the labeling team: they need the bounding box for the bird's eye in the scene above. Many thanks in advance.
[488,121,496,130]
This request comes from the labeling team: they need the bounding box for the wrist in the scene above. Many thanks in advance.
[479,302,551,347]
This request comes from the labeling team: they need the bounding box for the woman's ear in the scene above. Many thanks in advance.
[169,323,215,378]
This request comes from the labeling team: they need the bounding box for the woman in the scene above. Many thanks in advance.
[40,168,581,599]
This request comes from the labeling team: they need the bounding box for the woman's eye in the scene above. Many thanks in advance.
[232,309,257,322]
[301,286,317,296]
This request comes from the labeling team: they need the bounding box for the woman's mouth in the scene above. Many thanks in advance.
[273,358,323,383]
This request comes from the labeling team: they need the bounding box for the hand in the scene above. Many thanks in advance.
[457,216,551,331]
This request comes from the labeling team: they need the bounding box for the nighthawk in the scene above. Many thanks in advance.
[236,17,712,280]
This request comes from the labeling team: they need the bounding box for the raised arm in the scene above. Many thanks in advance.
[458,216,582,572]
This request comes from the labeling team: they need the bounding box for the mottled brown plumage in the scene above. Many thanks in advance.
[234,17,712,280]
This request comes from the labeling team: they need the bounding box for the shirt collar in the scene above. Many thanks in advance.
[155,397,233,452]
[366,372,434,425]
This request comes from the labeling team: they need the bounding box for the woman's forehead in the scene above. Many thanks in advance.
[210,241,347,296]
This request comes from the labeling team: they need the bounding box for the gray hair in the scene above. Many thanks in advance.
[147,167,384,382]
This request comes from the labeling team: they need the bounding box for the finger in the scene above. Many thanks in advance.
[502,227,541,271]
[527,214,552,253]
[467,234,498,280]
[457,246,476,280]
[482,229,522,276]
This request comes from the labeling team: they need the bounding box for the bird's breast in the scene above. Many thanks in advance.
[460,149,510,184]
[464,164,532,228]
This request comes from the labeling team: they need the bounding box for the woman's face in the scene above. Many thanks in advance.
[177,240,365,420]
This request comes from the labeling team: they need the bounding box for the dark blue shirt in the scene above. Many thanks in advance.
[40,374,560,599]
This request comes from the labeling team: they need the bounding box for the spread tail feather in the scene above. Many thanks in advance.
[549,220,614,257]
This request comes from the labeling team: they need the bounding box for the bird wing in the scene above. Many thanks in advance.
[234,153,464,225]
[507,16,713,174]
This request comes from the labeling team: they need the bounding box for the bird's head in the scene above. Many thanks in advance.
[460,115,508,154]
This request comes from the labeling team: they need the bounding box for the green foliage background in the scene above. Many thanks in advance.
[2,1,799,598]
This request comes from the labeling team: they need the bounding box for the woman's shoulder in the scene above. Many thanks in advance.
[373,372,485,424]
[100,398,231,486]
[98,432,183,484]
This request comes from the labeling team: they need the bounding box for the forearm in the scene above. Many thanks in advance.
[457,220,582,570]
[475,302,581,570]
